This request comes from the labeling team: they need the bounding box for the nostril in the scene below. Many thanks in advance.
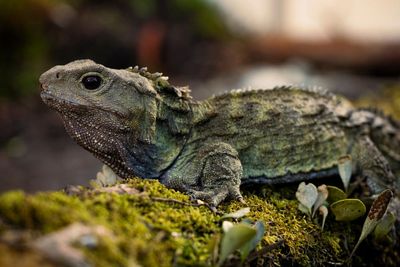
[56,72,60,79]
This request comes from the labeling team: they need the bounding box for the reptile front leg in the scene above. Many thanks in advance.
[162,142,244,207]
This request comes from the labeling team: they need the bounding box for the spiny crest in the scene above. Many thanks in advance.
[272,84,334,98]
[127,65,192,100]
[127,65,168,83]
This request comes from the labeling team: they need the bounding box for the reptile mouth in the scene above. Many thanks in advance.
[40,83,48,91]
[40,87,128,121]
[41,89,81,107]
[40,89,88,117]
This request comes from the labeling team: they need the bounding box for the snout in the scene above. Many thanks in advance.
[39,65,64,90]
[39,68,52,87]
[39,71,49,93]
[39,66,62,105]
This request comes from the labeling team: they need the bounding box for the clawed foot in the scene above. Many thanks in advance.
[187,185,245,212]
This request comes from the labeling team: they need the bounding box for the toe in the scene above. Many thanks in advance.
[228,185,244,202]
[186,188,229,207]
[237,197,247,204]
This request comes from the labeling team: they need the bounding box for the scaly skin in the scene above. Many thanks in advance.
[39,60,400,207]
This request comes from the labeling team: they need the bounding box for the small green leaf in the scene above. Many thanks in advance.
[312,184,329,217]
[326,186,347,203]
[319,205,328,231]
[221,207,250,220]
[373,211,396,240]
[218,223,257,267]
[338,155,352,191]
[330,199,366,221]
[239,221,265,263]
[296,182,318,215]
[350,189,393,259]
[222,221,234,233]
[298,203,310,215]
[208,234,220,266]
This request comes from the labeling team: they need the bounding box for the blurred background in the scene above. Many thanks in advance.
[1,0,400,192]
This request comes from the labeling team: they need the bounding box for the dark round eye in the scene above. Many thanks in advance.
[82,75,102,90]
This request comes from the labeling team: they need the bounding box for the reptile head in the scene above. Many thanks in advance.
[39,59,160,178]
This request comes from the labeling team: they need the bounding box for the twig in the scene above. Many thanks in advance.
[245,239,285,263]
[150,197,220,214]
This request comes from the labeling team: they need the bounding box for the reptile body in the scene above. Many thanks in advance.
[39,60,400,207]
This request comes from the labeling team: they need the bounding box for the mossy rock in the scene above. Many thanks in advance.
[0,178,398,267]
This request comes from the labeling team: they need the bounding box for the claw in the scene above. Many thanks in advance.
[237,197,246,204]
[185,188,228,208]
[188,192,220,214]
[209,206,219,214]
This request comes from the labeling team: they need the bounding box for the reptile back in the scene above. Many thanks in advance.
[188,86,353,182]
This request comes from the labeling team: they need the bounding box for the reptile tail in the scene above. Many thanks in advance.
[352,108,400,175]
[351,109,400,223]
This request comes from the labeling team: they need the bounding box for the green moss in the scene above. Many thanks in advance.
[225,188,346,266]
[0,190,91,233]
[0,179,397,267]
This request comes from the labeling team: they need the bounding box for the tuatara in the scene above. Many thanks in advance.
[39,60,400,207]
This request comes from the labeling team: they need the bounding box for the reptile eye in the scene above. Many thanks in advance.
[82,75,102,90]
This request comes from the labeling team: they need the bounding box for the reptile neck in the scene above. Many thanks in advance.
[123,95,194,178]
